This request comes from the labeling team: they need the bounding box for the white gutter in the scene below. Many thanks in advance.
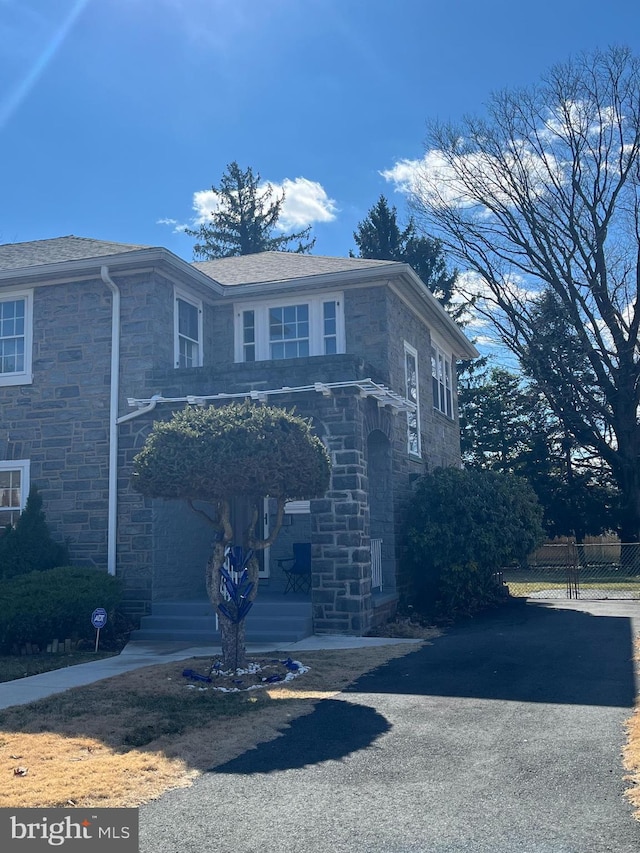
[100,266,120,576]
[101,265,161,575]
[116,396,161,424]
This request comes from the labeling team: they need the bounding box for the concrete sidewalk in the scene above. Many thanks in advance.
[0,634,421,710]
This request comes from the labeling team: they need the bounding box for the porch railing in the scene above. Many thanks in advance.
[371,538,383,591]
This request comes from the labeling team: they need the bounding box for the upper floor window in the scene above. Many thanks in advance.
[235,294,344,362]
[174,291,203,368]
[404,342,421,457]
[0,460,29,530]
[431,341,453,418]
[0,291,33,386]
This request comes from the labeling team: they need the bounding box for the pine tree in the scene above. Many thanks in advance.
[0,486,69,579]
[186,162,315,259]
[351,195,466,322]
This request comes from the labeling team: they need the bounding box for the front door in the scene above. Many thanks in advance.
[257,497,270,579]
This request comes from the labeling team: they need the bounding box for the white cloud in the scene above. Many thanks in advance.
[379,157,422,194]
[192,189,222,223]
[156,217,188,233]
[190,176,337,231]
[382,143,561,211]
[275,177,337,230]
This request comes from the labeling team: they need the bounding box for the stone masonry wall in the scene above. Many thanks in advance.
[1,276,113,570]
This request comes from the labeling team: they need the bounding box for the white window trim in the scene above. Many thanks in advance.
[0,459,30,526]
[174,289,203,368]
[404,341,421,458]
[285,500,310,514]
[430,335,454,418]
[0,290,33,387]
[234,292,344,363]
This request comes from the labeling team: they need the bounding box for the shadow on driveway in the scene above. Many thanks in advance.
[213,698,390,775]
[348,599,637,707]
[212,599,637,777]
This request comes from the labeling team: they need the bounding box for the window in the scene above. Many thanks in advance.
[404,342,421,457]
[269,304,309,359]
[235,295,344,362]
[0,291,33,386]
[0,460,29,530]
[431,342,453,417]
[174,291,203,368]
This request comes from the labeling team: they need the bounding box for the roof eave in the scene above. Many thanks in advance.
[391,265,480,360]
[210,261,402,295]
[0,247,225,295]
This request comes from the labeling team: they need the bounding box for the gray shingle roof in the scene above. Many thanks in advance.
[193,251,397,285]
[0,236,151,270]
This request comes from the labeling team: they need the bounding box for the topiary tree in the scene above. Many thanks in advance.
[0,486,69,580]
[405,467,544,618]
[132,402,331,668]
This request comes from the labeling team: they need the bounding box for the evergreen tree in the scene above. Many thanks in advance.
[186,162,315,259]
[458,366,617,541]
[0,486,69,579]
[351,195,466,321]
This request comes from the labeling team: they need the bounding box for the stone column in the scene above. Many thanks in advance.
[310,391,372,635]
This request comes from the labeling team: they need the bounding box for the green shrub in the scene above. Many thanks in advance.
[405,467,544,618]
[0,566,124,652]
[0,486,69,579]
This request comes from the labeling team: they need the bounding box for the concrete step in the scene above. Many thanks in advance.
[130,597,313,644]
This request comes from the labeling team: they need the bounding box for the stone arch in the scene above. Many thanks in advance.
[363,399,393,441]
[366,428,396,593]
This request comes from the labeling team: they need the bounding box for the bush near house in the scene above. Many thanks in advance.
[405,467,544,618]
[0,486,69,579]
[0,566,124,653]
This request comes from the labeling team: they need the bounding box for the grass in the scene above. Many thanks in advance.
[503,568,640,598]
[0,640,435,809]
[0,651,120,684]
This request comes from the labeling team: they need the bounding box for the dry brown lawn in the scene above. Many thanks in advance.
[0,640,435,809]
[624,638,640,818]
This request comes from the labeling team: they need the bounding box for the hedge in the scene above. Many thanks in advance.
[0,566,124,652]
[405,467,544,618]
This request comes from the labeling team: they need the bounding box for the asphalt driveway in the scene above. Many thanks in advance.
[139,599,640,853]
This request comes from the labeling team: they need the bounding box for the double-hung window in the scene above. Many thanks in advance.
[174,291,203,368]
[404,342,421,457]
[0,460,29,530]
[235,294,344,362]
[0,291,33,386]
[431,341,453,417]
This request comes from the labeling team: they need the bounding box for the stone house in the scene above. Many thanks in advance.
[0,237,477,641]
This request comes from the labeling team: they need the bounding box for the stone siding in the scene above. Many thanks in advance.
[2,261,470,633]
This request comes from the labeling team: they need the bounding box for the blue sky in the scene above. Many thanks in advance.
[1,0,639,264]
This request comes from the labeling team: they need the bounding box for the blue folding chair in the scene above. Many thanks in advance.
[278,542,312,594]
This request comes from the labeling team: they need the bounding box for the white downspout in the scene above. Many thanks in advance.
[101,265,120,576]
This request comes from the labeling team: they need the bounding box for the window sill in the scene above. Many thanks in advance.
[432,407,454,422]
[0,374,33,387]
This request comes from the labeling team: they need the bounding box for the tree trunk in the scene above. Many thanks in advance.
[614,458,640,575]
[616,459,640,544]
[220,617,247,672]
[202,496,285,671]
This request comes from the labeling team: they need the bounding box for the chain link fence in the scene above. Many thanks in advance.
[503,542,640,600]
